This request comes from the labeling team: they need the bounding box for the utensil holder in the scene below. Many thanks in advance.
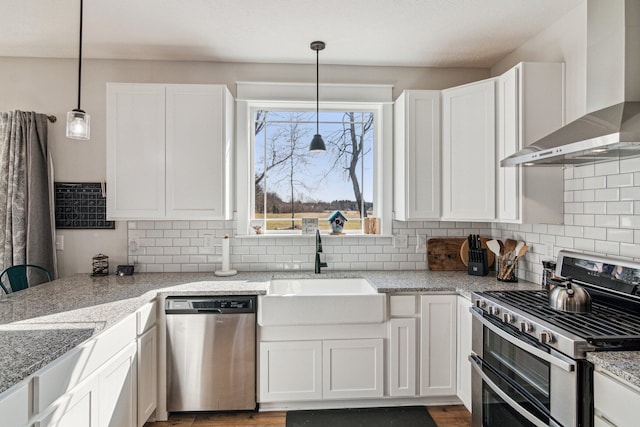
[468,248,489,276]
[497,257,518,282]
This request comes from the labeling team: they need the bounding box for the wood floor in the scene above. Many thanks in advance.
[144,405,471,427]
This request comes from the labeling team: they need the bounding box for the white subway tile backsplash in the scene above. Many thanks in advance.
[574,164,595,178]
[583,202,606,215]
[595,161,619,176]
[573,215,595,227]
[595,215,620,228]
[573,190,595,202]
[583,176,606,189]
[620,157,640,173]
[620,243,640,259]
[594,240,620,256]
[607,228,634,243]
[574,238,595,252]
[583,227,607,240]
[620,187,640,200]
[620,215,640,229]
[607,174,634,188]
[565,203,583,214]
[564,226,584,238]
[606,201,634,215]
[555,236,574,249]
[594,188,619,202]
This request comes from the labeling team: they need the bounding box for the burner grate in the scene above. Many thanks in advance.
[482,290,640,346]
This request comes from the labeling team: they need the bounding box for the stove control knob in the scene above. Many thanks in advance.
[519,322,533,333]
[539,330,555,344]
[488,306,500,316]
[475,300,487,309]
[502,312,514,324]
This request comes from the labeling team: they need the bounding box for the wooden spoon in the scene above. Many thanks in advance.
[504,244,529,278]
[503,239,517,257]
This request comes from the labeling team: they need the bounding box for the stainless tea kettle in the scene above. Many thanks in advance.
[549,278,592,313]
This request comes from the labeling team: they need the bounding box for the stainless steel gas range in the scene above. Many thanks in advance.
[470,250,640,427]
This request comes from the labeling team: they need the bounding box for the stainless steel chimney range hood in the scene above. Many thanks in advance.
[502,0,640,166]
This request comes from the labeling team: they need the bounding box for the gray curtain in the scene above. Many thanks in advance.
[0,111,56,284]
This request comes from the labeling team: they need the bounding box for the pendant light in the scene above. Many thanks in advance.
[66,0,90,140]
[309,41,326,152]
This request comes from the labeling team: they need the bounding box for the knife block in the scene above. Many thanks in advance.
[468,248,489,276]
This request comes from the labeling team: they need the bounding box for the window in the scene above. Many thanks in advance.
[252,110,374,233]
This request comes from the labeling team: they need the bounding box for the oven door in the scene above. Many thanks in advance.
[470,307,578,427]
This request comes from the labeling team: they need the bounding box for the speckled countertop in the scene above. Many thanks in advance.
[588,352,640,389]
[0,269,635,396]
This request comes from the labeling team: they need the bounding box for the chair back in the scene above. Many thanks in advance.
[0,264,52,294]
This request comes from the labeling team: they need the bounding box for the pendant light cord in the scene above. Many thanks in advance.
[316,47,319,135]
[76,0,84,110]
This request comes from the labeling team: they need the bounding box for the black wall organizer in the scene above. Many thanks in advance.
[54,182,115,229]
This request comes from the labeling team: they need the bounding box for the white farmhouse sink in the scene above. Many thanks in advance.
[258,278,386,326]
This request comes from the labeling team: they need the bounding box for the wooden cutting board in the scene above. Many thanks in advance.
[427,238,467,271]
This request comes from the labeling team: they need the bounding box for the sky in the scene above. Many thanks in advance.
[254,110,374,204]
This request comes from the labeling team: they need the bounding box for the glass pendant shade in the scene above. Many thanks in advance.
[309,134,326,152]
[66,109,90,140]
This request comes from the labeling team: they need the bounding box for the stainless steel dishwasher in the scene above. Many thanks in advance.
[165,295,256,412]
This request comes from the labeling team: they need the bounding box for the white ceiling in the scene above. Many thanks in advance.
[1,0,582,68]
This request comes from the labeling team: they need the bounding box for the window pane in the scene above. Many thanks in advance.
[253,110,374,233]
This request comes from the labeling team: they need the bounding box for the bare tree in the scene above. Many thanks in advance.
[325,112,374,217]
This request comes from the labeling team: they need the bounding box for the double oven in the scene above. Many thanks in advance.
[470,250,640,427]
[470,303,591,427]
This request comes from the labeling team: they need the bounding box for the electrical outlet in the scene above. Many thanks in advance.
[55,235,64,251]
[393,234,408,249]
[416,234,427,252]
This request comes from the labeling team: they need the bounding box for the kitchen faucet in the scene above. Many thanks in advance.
[315,229,328,274]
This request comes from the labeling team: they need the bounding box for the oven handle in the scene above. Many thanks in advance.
[471,308,575,372]
[469,355,561,427]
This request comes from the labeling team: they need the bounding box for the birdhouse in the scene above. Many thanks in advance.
[327,210,348,234]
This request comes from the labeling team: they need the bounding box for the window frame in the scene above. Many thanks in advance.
[235,82,393,236]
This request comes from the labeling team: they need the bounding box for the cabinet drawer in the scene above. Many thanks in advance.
[0,380,29,427]
[594,370,640,427]
[33,313,136,413]
[389,295,417,317]
[136,301,157,335]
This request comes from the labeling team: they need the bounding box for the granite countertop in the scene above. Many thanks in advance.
[588,351,640,389]
[0,269,635,396]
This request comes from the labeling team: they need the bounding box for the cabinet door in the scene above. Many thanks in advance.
[259,341,322,402]
[99,342,137,427]
[420,295,457,396]
[34,375,99,427]
[137,326,157,427]
[456,296,472,410]
[394,90,441,220]
[388,318,416,396]
[165,85,229,219]
[0,381,29,427]
[107,83,166,219]
[322,339,384,400]
[442,79,496,220]
[594,370,640,427]
[497,67,520,221]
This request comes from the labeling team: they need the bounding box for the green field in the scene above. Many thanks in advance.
[260,211,363,231]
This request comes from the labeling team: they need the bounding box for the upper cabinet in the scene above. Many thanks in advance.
[496,62,564,224]
[107,83,234,220]
[441,79,497,221]
[394,90,441,220]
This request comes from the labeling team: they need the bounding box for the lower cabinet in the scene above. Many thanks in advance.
[259,339,383,402]
[594,368,640,427]
[137,326,158,427]
[323,339,384,399]
[0,381,29,427]
[259,341,323,402]
[99,342,138,427]
[388,318,417,396]
[420,295,457,396]
[35,342,137,427]
[456,296,472,410]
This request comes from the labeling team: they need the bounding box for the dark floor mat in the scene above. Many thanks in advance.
[286,405,437,427]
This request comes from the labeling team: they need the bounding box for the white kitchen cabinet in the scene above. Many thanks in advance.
[388,318,417,396]
[323,339,384,400]
[394,90,440,220]
[34,373,100,427]
[456,296,472,410]
[137,326,157,427]
[259,341,323,402]
[496,62,564,223]
[107,83,234,220]
[106,84,166,218]
[442,79,496,221]
[594,368,640,427]
[0,381,29,427]
[420,294,457,396]
[99,341,137,427]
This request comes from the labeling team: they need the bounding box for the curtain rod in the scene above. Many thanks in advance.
[47,115,57,123]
